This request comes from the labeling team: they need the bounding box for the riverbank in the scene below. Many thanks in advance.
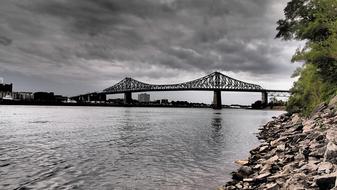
[220,96,337,190]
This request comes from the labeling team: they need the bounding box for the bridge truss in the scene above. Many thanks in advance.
[103,72,264,94]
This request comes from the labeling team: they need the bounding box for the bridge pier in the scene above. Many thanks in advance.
[261,91,268,106]
[212,90,222,109]
[124,92,132,105]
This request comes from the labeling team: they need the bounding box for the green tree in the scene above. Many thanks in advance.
[276,0,337,114]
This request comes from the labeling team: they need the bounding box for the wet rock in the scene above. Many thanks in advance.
[235,159,248,166]
[231,171,244,181]
[259,145,269,152]
[238,166,253,176]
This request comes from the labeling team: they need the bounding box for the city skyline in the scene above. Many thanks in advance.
[0,0,301,104]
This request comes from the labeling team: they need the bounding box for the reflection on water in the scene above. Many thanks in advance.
[210,113,223,142]
[0,106,284,190]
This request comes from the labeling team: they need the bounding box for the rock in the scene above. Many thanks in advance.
[324,142,337,164]
[318,162,334,174]
[301,161,318,172]
[315,172,337,190]
[254,172,271,182]
[264,155,279,165]
[253,164,262,170]
[238,166,253,176]
[235,159,248,166]
[292,123,304,132]
[303,125,314,133]
[265,183,279,190]
[310,103,328,118]
[326,130,337,143]
[276,144,285,152]
[292,114,302,124]
[235,183,243,189]
[325,118,335,125]
[259,164,271,174]
[316,134,326,141]
[225,108,337,189]
[270,163,282,174]
[259,145,269,152]
[270,139,280,147]
[268,173,288,180]
[310,147,326,159]
[231,171,244,181]
[243,178,254,182]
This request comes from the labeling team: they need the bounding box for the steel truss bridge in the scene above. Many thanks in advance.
[73,72,290,109]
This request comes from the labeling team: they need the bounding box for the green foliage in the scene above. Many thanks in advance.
[277,0,337,115]
[286,64,337,115]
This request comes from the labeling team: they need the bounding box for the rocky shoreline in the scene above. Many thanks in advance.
[219,96,337,190]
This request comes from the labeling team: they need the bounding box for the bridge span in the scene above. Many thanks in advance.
[73,72,290,109]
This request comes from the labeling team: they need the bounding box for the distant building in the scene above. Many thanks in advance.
[138,93,150,103]
[34,92,55,102]
[161,99,169,104]
[54,95,68,103]
[13,92,34,101]
[70,92,106,103]
[0,83,13,99]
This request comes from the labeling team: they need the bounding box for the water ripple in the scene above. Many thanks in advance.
[0,106,284,190]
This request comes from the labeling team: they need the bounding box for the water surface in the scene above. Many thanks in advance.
[0,106,283,189]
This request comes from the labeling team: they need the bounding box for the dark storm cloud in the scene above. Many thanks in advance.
[0,0,299,93]
[0,36,12,46]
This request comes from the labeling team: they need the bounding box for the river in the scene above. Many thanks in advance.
[0,106,283,190]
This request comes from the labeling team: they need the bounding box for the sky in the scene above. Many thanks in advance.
[0,0,302,104]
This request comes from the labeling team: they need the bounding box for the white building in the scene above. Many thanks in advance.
[138,93,150,103]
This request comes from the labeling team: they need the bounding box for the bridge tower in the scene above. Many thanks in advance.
[124,92,132,105]
[212,72,222,109]
[261,91,268,106]
[213,90,222,109]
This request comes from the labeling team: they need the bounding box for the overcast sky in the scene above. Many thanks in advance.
[0,0,301,104]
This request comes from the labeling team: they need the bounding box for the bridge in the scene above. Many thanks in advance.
[72,72,290,109]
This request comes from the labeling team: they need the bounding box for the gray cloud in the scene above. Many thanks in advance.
[0,36,12,46]
[0,0,299,95]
